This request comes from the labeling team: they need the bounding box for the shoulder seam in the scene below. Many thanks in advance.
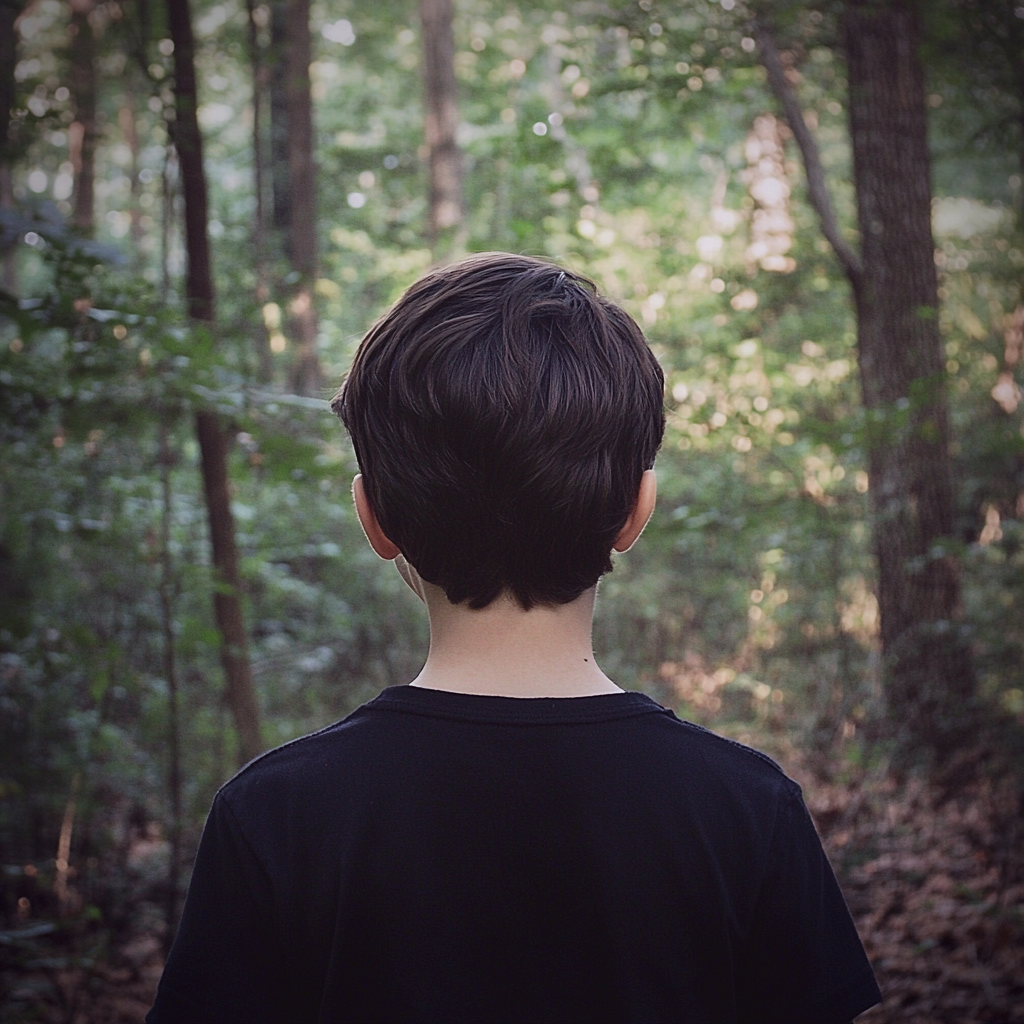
[674,720,789,777]
[217,712,356,792]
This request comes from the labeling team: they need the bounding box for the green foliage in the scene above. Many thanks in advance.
[1,0,1022,926]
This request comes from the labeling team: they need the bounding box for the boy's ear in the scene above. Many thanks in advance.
[613,469,657,553]
[352,475,402,560]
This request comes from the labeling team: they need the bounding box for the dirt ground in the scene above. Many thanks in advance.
[3,762,1023,1023]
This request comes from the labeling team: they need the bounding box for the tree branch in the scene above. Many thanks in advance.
[754,16,864,287]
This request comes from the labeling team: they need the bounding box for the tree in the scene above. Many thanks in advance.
[118,100,144,257]
[68,0,97,234]
[420,0,463,257]
[757,1,977,755]
[0,0,24,290]
[245,0,273,381]
[0,1,18,175]
[262,0,321,394]
[283,0,321,396]
[269,0,290,233]
[164,0,263,764]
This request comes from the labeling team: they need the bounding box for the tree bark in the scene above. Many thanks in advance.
[69,0,97,234]
[165,0,263,765]
[119,101,144,258]
[284,0,321,396]
[420,0,464,256]
[843,0,975,752]
[160,135,174,304]
[758,2,976,755]
[269,0,290,232]
[0,1,18,169]
[0,0,20,292]
[246,0,272,382]
[157,420,182,953]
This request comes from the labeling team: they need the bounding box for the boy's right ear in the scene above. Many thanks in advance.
[352,475,402,560]
[613,469,657,553]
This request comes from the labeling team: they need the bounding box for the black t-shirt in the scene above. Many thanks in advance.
[148,686,880,1024]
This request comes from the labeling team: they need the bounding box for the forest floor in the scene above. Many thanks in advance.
[799,756,1024,1024]
[2,748,1023,1023]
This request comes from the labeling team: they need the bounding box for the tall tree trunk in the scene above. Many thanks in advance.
[165,0,263,765]
[157,419,182,953]
[420,0,463,257]
[758,3,976,756]
[119,100,144,258]
[160,135,175,304]
[69,0,97,234]
[269,0,290,232]
[284,0,320,396]
[0,1,18,169]
[0,0,20,292]
[246,0,273,382]
[844,0,975,752]
[0,163,14,293]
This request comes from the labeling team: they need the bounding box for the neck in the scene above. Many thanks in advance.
[410,584,622,698]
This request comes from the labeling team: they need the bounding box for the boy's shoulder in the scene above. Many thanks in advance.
[670,715,790,776]
[216,700,379,802]
[216,687,798,814]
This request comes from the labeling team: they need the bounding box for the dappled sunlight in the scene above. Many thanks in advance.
[3,0,1024,1020]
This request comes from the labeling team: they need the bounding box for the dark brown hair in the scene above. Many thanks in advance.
[332,252,665,609]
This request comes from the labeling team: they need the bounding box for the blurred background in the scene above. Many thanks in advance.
[1,0,1023,1020]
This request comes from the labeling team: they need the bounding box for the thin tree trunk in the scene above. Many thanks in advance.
[192,411,262,763]
[269,0,290,233]
[420,0,464,257]
[844,0,975,752]
[119,100,144,258]
[158,419,182,953]
[53,773,80,915]
[758,3,976,755]
[0,163,14,293]
[246,0,273,382]
[0,1,18,165]
[69,0,97,234]
[284,0,320,395]
[0,0,19,292]
[165,0,263,765]
[756,23,861,281]
[160,135,174,304]
[1016,38,1024,225]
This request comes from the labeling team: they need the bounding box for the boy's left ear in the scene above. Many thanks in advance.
[352,475,402,560]
[613,469,657,553]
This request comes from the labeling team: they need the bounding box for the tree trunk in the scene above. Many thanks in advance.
[0,1,18,167]
[0,0,20,292]
[157,420,182,953]
[284,0,320,396]
[119,100,144,258]
[193,411,262,764]
[844,0,975,752]
[165,0,263,765]
[420,0,463,256]
[69,0,97,234]
[0,160,14,293]
[269,0,290,233]
[160,136,175,304]
[246,0,273,382]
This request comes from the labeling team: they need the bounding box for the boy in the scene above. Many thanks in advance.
[148,253,880,1023]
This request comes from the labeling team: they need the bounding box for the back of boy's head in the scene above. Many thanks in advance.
[332,252,665,610]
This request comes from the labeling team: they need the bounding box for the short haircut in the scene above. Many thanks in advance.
[332,252,665,610]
